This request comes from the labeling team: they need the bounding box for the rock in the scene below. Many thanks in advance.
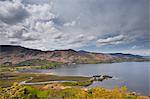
[92,74,113,81]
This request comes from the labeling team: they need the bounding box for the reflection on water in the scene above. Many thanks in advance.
[20,62,150,95]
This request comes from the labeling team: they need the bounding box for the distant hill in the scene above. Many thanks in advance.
[0,45,149,66]
[110,53,143,58]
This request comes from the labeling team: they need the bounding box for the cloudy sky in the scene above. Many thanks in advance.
[0,0,149,55]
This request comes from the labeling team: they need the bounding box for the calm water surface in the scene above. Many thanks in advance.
[21,62,150,95]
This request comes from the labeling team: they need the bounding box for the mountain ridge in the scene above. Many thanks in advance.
[0,45,149,66]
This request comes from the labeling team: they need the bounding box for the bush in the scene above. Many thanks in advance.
[0,84,137,99]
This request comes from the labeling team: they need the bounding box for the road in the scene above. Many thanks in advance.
[20,77,76,85]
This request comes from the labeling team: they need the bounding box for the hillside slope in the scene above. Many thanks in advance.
[0,45,149,66]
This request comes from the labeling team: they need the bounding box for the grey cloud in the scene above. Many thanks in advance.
[68,36,85,45]
[22,0,51,5]
[0,0,148,52]
[96,35,128,47]
[0,0,29,25]
[23,37,39,41]
[0,1,29,25]
[0,0,12,1]
[8,28,26,39]
[10,41,20,44]
[0,7,29,24]
[52,0,148,38]
[7,27,39,42]
[53,33,63,39]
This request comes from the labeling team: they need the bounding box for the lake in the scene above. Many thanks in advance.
[21,62,150,95]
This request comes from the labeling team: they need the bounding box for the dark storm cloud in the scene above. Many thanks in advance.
[0,0,29,25]
[0,8,29,24]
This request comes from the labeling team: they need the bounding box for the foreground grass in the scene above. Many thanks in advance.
[0,82,139,99]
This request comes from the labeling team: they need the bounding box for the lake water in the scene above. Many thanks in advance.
[21,62,150,95]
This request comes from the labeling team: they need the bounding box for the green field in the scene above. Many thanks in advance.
[28,75,91,82]
[0,71,92,87]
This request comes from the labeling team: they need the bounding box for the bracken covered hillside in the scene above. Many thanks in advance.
[0,45,149,66]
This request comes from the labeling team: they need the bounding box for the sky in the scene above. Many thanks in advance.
[0,0,149,56]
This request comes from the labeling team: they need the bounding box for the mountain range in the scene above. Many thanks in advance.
[0,45,149,66]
